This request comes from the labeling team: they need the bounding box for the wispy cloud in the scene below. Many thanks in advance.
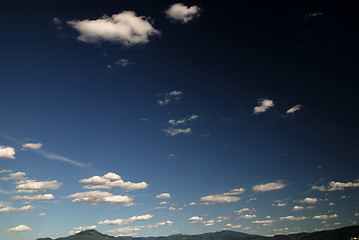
[252,180,286,192]
[286,104,302,114]
[312,179,359,191]
[158,90,182,106]
[37,150,90,168]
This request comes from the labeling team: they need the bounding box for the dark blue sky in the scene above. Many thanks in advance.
[0,0,358,239]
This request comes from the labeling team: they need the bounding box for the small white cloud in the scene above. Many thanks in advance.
[115,59,133,67]
[1,171,26,181]
[65,190,133,206]
[272,202,287,207]
[223,188,246,195]
[74,225,97,230]
[105,221,173,233]
[252,219,275,225]
[253,180,286,192]
[99,214,153,225]
[158,90,182,106]
[237,214,256,220]
[305,12,324,18]
[168,114,199,126]
[0,146,15,159]
[38,213,46,216]
[234,208,255,214]
[16,180,62,193]
[156,193,171,199]
[226,223,242,228]
[253,99,274,114]
[293,206,304,211]
[313,214,338,220]
[0,204,34,215]
[312,179,359,191]
[278,216,307,221]
[299,197,318,204]
[200,194,240,204]
[188,216,203,223]
[354,213,359,216]
[165,3,200,24]
[163,127,191,136]
[22,143,43,150]
[286,104,302,114]
[52,17,62,29]
[6,225,32,233]
[68,11,159,46]
[12,194,54,201]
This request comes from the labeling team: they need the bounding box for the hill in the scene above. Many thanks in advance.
[36,225,359,240]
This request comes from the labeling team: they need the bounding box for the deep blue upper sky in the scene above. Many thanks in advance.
[0,1,358,239]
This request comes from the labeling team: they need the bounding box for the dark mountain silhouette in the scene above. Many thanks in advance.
[36,225,359,240]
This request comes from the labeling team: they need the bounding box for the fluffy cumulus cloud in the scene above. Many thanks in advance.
[65,190,133,206]
[11,194,54,201]
[0,203,34,215]
[1,171,26,181]
[6,225,32,233]
[234,208,255,214]
[293,206,304,211]
[68,11,159,46]
[79,172,148,191]
[237,214,256,220]
[226,223,242,228]
[253,99,274,114]
[252,180,286,192]
[16,180,62,193]
[158,90,182,106]
[312,179,359,191]
[278,216,307,221]
[165,3,200,23]
[99,214,153,225]
[201,188,244,204]
[22,143,43,150]
[286,104,302,114]
[188,216,203,223]
[156,193,171,199]
[0,146,15,159]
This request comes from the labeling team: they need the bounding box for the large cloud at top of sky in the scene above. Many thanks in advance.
[68,11,160,46]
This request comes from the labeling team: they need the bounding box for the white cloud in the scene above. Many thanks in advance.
[68,11,159,46]
[158,90,182,106]
[52,17,62,30]
[152,206,167,210]
[203,219,216,226]
[253,180,286,192]
[253,99,274,114]
[354,213,359,216]
[6,225,32,233]
[286,104,302,114]
[38,213,46,216]
[237,214,256,220]
[278,216,307,221]
[165,3,200,24]
[22,143,43,150]
[156,193,171,199]
[300,197,318,204]
[188,216,203,223]
[163,127,192,136]
[105,221,173,233]
[168,114,199,126]
[65,190,133,206]
[74,225,97,230]
[0,169,12,173]
[223,188,246,195]
[313,214,338,220]
[37,150,89,168]
[160,201,169,205]
[0,204,34,215]
[115,59,133,67]
[305,12,324,18]
[226,223,242,228]
[200,194,240,204]
[1,171,26,181]
[272,202,287,207]
[16,180,62,193]
[12,194,54,201]
[312,179,359,191]
[0,146,15,159]
[252,219,275,225]
[234,208,255,214]
[99,214,153,225]
[80,173,148,191]
[293,206,304,211]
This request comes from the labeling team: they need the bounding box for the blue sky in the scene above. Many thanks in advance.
[1,0,359,239]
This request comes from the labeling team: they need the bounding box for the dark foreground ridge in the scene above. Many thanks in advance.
[37,225,359,240]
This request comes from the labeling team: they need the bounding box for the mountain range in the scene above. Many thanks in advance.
[37,225,359,240]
